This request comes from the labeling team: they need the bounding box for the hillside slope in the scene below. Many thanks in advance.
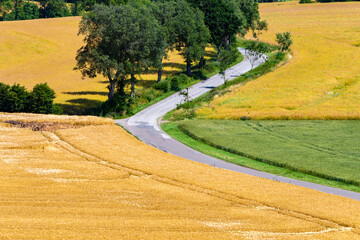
[0,113,360,238]
[197,2,360,119]
[0,17,186,111]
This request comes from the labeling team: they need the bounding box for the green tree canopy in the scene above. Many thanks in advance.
[276,32,293,51]
[186,0,247,57]
[152,0,209,79]
[74,4,166,100]
[39,0,71,18]
[1,0,39,20]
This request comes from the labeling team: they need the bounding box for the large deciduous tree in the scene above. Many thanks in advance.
[187,0,243,59]
[74,4,165,100]
[152,0,209,79]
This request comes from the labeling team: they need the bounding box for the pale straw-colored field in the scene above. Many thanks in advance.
[197,1,360,120]
[0,17,187,109]
[0,113,360,239]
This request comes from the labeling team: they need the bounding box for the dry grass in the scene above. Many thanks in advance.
[0,113,360,238]
[197,2,360,120]
[0,17,189,110]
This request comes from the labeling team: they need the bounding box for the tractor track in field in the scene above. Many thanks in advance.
[115,48,360,202]
[37,130,358,237]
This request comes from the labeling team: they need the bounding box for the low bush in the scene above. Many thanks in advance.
[100,93,134,116]
[154,79,170,93]
[0,82,61,114]
[170,77,181,91]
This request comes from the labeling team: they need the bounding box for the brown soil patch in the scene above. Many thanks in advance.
[4,120,79,132]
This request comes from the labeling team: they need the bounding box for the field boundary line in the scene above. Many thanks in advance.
[36,129,359,235]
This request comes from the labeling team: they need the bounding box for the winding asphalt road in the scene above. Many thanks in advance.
[115,48,360,201]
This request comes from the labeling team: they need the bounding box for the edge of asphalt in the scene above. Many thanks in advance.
[115,48,360,201]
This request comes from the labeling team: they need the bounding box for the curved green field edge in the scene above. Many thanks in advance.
[161,122,360,193]
[178,120,360,185]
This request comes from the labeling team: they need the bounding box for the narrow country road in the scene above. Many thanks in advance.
[115,48,360,201]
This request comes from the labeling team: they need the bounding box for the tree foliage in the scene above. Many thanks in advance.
[39,0,71,18]
[0,82,60,114]
[1,0,39,20]
[276,32,293,51]
[152,0,209,78]
[74,4,166,100]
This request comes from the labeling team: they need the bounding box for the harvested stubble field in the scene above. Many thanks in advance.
[197,1,360,120]
[0,17,188,111]
[0,113,360,238]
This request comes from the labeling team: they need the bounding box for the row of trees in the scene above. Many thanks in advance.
[75,0,262,103]
[0,0,73,20]
[0,0,134,21]
[0,82,61,114]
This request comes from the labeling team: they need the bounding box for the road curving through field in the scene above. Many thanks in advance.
[115,48,360,201]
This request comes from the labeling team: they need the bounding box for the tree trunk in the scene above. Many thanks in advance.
[157,58,163,83]
[225,36,229,50]
[229,38,231,51]
[199,45,205,69]
[118,77,125,96]
[217,40,224,61]
[130,74,136,98]
[186,58,192,77]
[108,80,116,101]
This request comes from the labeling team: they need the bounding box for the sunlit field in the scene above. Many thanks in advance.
[197,2,360,120]
[0,112,360,238]
[178,119,360,186]
[0,17,189,111]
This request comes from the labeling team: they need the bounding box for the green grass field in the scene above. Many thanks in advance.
[174,120,360,187]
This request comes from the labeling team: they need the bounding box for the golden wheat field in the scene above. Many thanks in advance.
[0,17,188,110]
[197,1,360,120]
[0,112,359,239]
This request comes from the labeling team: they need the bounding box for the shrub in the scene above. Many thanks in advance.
[100,93,134,116]
[154,79,170,93]
[7,84,29,112]
[0,82,61,114]
[204,61,219,75]
[28,83,56,114]
[299,0,312,3]
[0,83,11,111]
[170,77,181,91]
[176,74,190,85]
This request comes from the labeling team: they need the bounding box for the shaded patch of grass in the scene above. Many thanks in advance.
[63,91,108,96]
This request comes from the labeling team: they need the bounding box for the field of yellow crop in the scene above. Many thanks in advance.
[197,2,360,120]
[0,17,189,111]
[0,112,360,238]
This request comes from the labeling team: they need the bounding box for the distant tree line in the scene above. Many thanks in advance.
[0,82,61,114]
[300,0,359,3]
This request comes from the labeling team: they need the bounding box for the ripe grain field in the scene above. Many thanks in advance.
[197,2,360,120]
[0,112,360,239]
[0,17,188,113]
